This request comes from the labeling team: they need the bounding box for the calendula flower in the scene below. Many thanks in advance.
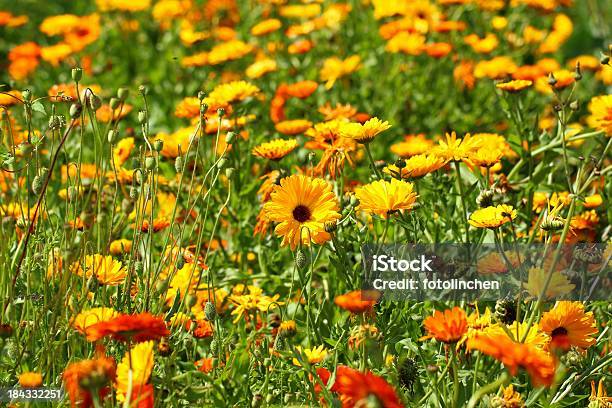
[320,55,361,89]
[523,267,575,300]
[72,308,119,336]
[195,357,215,373]
[496,79,533,93]
[390,134,434,157]
[115,341,154,402]
[63,354,116,408]
[477,251,522,274]
[252,139,298,160]
[355,178,417,218]
[316,365,403,408]
[293,345,328,366]
[263,175,340,250]
[109,239,132,255]
[421,307,468,343]
[96,0,150,12]
[589,380,612,406]
[113,138,135,167]
[469,147,503,168]
[275,119,312,135]
[334,290,379,314]
[587,95,612,135]
[467,332,556,387]
[19,372,42,388]
[207,80,260,105]
[246,58,277,79]
[401,154,446,178]
[207,40,254,65]
[72,254,127,286]
[284,80,318,99]
[469,205,517,229]
[339,117,391,143]
[278,320,297,337]
[251,18,282,36]
[86,312,169,343]
[540,301,598,350]
[490,385,524,407]
[433,131,481,162]
[229,286,282,323]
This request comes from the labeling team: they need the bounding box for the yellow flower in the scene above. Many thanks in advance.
[390,134,433,157]
[113,137,135,167]
[320,55,361,89]
[109,239,132,255]
[587,94,612,136]
[293,345,328,366]
[490,385,524,408]
[72,254,128,286]
[207,40,254,65]
[252,139,298,161]
[207,80,260,106]
[251,18,282,36]
[19,372,43,388]
[246,59,277,79]
[354,178,417,218]
[263,175,340,249]
[485,321,549,348]
[115,341,154,402]
[229,286,283,323]
[496,79,533,93]
[589,380,611,406]
[72,307,119,335]
[275,119,313,135]
[469,147,503,168]
[339,117,391,144]
[540,301,598,350]
[385,154,445,179]
[523,267,575,300]
[468,205,517,229]
[96,0,150,12]
[433,132,481,162]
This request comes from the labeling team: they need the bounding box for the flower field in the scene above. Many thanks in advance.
[0,0,611,407]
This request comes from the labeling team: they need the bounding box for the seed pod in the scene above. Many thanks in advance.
[153,139,163,152]
[225,167,235,178]
[109,98,120,110]
[32,174,45,195]
[138,110,147,124]
[71,68,83,82]
[204,301,217,321]
[295,248,309,270]
[494,297,516,325]
[145,157,156,170]
[88,93,102,110]
[22,89,32,101]
[175,156,184,173]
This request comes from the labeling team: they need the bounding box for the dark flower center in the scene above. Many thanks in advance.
[551,327,568,337]
[292,205,311,223]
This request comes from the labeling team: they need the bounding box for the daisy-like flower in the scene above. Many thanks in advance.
[496,79,533,93]
[421,307,468,343]
[19,372,42,388]
[115,341,154,402]
[477,251,522,274]
[587,94,612,135]
[72,254,128,286]
[339,117,391,144]
[402,154,446,178]
[467,332,556,387]
[490,385,524,407]
[207,80,259,106]
[293,345,327,366]
[72,307,119,336]
[390,134,434,157]
[207,40,254,65]
[229,286,283,323]
[468,205,517,229]
[316,365,403,408]
[589,380,612,406]
[354,178,417,218]
[263,175,340,249]
[320,55,361,89]
[469,147,503,168]
[275,119,312,135]
[250,18,282,36]
[539,301,598,350]
[523,267,575,300]
[433,131,481,162]
[334,290,379,314]
[63,354,116,408]
[112,137,135,167]
[85,312,170,343]
[252,139,298,160]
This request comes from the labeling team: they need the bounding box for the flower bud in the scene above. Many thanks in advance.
[569,100,579,111]
[395,158,406,169]
[138,110,147,124]
[574,62,582,81]
[217,158,227,169]
[324,220,337,233]
[117,87,129,101]
[185,294,197,308]
[153,139,164,152]
[109,98,120,110]
[600,54,610,66]
[22,89,32,101]
[547,73,557,86]
[295,248,309,270]
[145,157,156,170]
[175,156,184,172]
[217,108,225,117]
[204,301,217,321]
[107,129,117,144]
[31,174,44,195]
[70,103,82,119]
[88,93,102,110]
[197,91,207,101]
[476,189,494,208]
[71,68,83,82]
[129,186,139,200]
[225,131,236,144]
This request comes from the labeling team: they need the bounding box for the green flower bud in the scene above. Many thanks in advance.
[138,110,147,124]
[225,167,235,178]
[225,131,236,144]
[197,91,207,101]
[216,158,227,169]
[204,301,217,321]
[107,130,117,144]
[22,89,32,101]
[71,68,83,82]
[109,98,120,110]
[31,174,45,195]
[138,85,148,96]
[145,157,156,170]
[117,87,129,101]
[70,103,82,119]
[88,93,102,110]
[175,156,184,172]
[295,249,309,270]
[133,261,144,275]
[153,139,164,152]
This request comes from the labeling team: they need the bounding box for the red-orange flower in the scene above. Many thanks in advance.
[334,290,379,314]
[193,320,214,339]
[421,307,468,343]
[63,353,116,408]
[86,313,169,343]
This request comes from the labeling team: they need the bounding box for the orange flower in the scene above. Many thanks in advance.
[539,301,598,350]
[425,42,452,58]
[195,357,215,373]
[19,372,43,388]
[317,366,403,408]
[275,119,313,135]
[288,39,313,54]
[284,80,318,99]
[334,290,379,314]
[63,353,116,408]
[86,313,170,343]
[193,320,214,339]
[467,333,556,387]
[421,307,468,343]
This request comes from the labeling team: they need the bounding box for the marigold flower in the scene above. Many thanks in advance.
[251,18,282,36]
[19,372,43,388]
[86,312,170,343]
[109,239,132,255]
[468,205,517,229]
[523,267,575,300]
[72,254,127,286]
[293,345,327,366]
[390,134,434,157]
[263,175,340,250]
[72,307,119,336]
[469,147,503,168]
[401,154,446,178]
[355,178,417,218]
[284,80,318,99]
[246,58,277,79]
[115,341,154,402]
[334,290,379,314]
[496,79,533,93]
[63,354,116,408]
[252,138,298,160]
[195,357,215,373]
[207,40,254,65]
[587,94,612,135]
[339,117,391,144]
[421,307,468,343]
[432,131,481,162]
[320,55,361,89]
[275,119,313,135]
[229,286,283,323]
[540,301,598,350]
